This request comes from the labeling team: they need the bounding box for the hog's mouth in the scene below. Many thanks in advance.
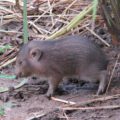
[15,72,30,79]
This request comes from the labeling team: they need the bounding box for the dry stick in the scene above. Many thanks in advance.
[1,14,22,21]
[26,107,61,120]
[0,57,16,69]
[47,4,93,39]
[0,47,17,66]
[51,97,76,105]
[26,113,46,120]
[73,94,120,107]
[28,21,51,34]
[15,0,22,13]
[0,79,28,93]
[48,2,81,32]
[0,29,22,34]
[46,0,73,32]
[47,0,54,26]
[0,13,3,25]
[85,26,110,47]
[52,93,120,107]
[28,14,79,18]
[0,6,14,14]
[0,53,16,66]
[31,0,62,25]
[61,105,120,111]
[0,48,15,61]
[49,20,61,33]
[69,8,80,13]
[31,7,51,25]
[62,0,77,15]
[63,110,69,120]
[105,53,120,94]
[71,23,90,33]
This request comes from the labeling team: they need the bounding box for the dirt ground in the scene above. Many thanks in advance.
[0,27,120,120]
[0,0,120,120]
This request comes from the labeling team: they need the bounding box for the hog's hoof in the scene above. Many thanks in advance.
[46,91,54,100]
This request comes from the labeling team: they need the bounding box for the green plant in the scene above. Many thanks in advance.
[0,106,5,116]
[23,0,28,43]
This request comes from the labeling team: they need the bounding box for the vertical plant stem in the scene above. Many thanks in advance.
[92,0,98,30]
[23,0,28,43]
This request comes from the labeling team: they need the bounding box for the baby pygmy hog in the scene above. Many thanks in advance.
[15,35,108,98]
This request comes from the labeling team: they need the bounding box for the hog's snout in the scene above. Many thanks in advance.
[15,68,31,78]
[15,71,23,79]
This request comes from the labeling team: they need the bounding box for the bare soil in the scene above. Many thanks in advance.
[0,0,120,120]
[0,27,120,120]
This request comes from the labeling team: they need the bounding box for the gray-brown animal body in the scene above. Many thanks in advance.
[15,35,108,97]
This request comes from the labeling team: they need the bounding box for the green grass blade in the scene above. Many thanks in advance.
[0,107,5,116]
[0,102,15,116]
[92,0,98,20]
[0,74,16,79]
[0,45,12,53]
[92,0,98,29]
[23,0,28,43]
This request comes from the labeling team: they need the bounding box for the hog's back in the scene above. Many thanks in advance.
[28,36,108,76]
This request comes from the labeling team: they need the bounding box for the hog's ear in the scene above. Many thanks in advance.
[29,48,43,61]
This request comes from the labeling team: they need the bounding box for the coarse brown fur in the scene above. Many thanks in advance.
[15,35,108,97]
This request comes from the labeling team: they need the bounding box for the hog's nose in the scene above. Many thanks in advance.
[15,75,19,79]
[15,72,22,79]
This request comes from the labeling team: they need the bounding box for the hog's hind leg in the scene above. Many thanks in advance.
[97,70,108,95]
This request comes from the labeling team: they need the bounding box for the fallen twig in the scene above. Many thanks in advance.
[0,29,22,34]
[0,57,16,69]
[48,4,93,39]
[61,105,120,111]
[85,26,110,47]
[26,113,46,120]
[52,94,120,107]
[73,94,120,107]
[51,97,76,105]
[63,110,69,120]
[0,79,28,93]
[105,53,120,94]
